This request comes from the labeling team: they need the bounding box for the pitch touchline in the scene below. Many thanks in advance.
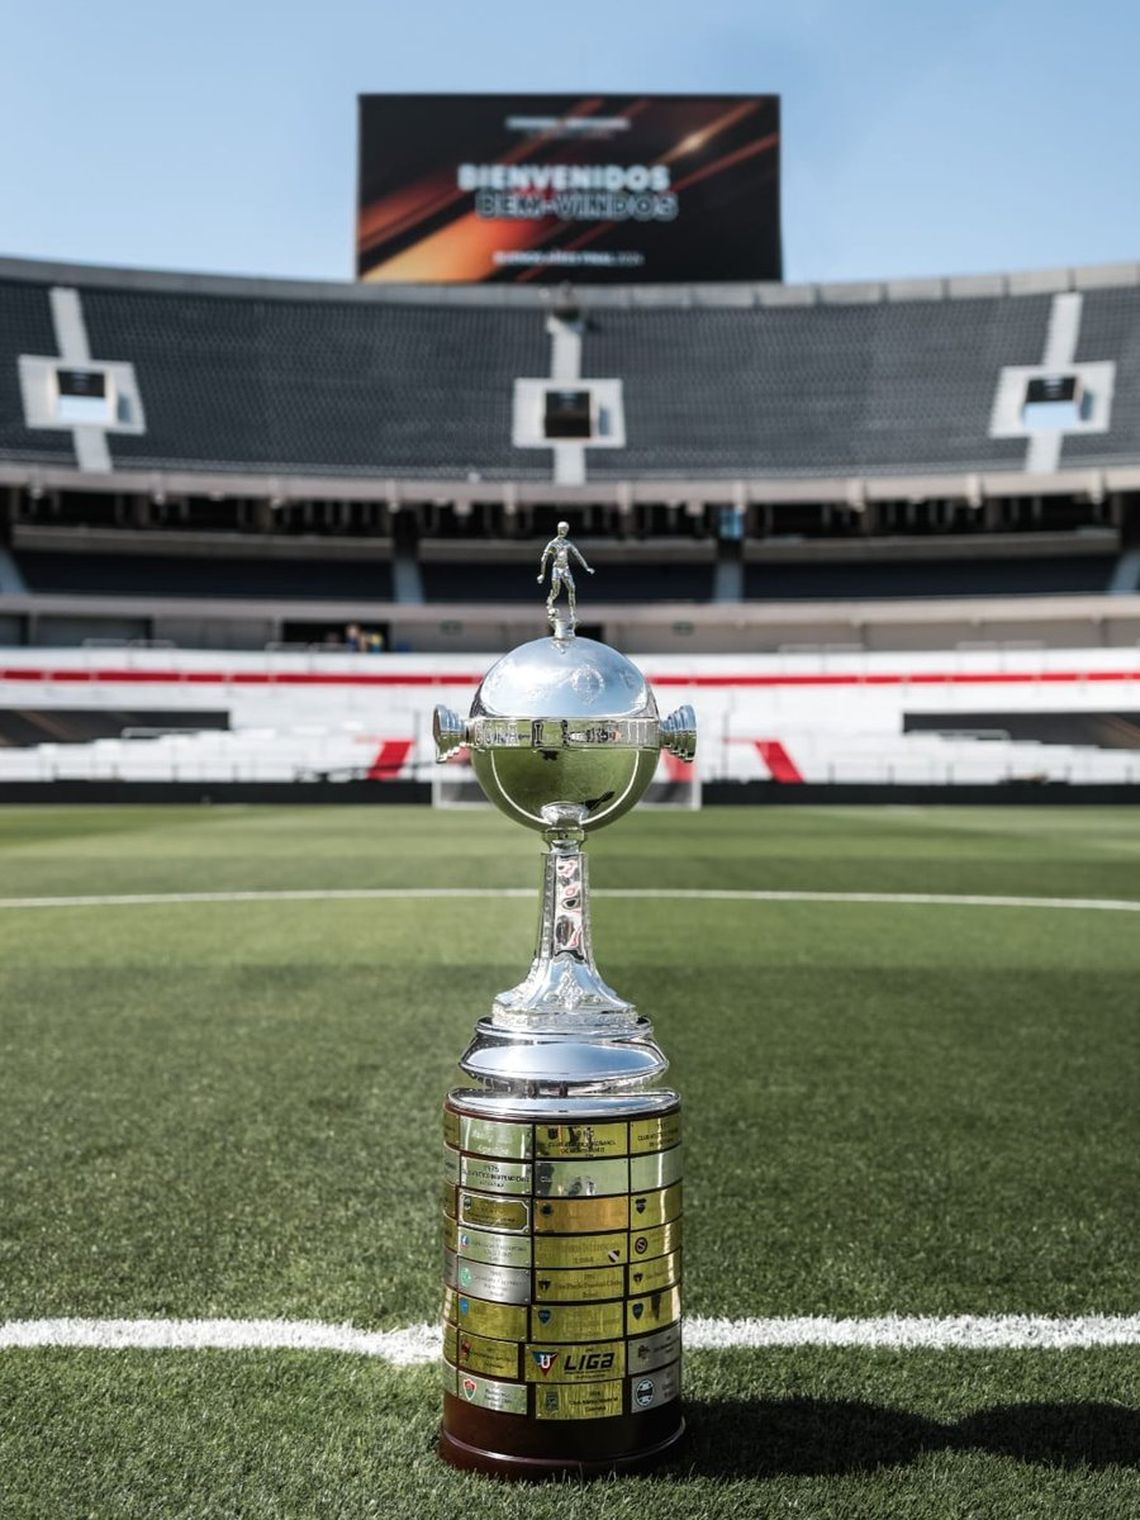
[1,1315,1137,1360]
[0,888,1137,912]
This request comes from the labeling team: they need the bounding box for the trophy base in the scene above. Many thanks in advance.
[441,1092,684,1481]
[439,1397,685,1480]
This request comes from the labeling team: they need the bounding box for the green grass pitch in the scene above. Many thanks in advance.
[0,804,1137,1518]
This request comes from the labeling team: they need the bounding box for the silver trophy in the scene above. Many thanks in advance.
[435,535,695,1478]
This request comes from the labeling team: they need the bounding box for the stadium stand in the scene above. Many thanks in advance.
[2,259,1140,479]
[75,287,551,478]
[1067,285,1140,467]
[420,557,712,603]
[581,296,1046,476]
[740,553,1117,601]
[16,550,393,601]
[0,279,74,464]
[1,254,1139,661]
[1,646,1138,792]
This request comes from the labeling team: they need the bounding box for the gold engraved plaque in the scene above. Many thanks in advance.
[629,1145,682,1193]
[627,1323,681,1375]
[441,1358,458,1395]
[453,1292,528,1342]
[456,1329,519,1381]
[460,1155,531,1196]
[441,1182,456,1219]
[530,1300,625,1342]
[442,1108,460,1149]
[533,1157,629,1199]
[627,1250,680,1296]
[629,1360,680,1412]
[460,1192,530,1233]
[442,1247,457,1286]
[458,1115,533,1160]
[443,1217,458,1254]
[454,1258,531,1304]
[626,1285,682,1335]
[629,1219,682,1262]
[524,1340,626,1383]
[630,1111,681,1155]
[442,1145,461,1186]
[533,1195,629,1234]
[456,1223,532,1268]
[533,1231,628,1269]
[443,1323,458,1365]
[629,1183,682,1229]
[535,1121,628,1159]
[533,1264,625,1302]
[534,1380,624,1421]
[455,1370,529,1415]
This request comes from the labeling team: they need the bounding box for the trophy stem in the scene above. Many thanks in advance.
[492,812,634,1028]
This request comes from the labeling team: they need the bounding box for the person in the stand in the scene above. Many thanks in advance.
[344,622,363,651]
[537,521,594,618]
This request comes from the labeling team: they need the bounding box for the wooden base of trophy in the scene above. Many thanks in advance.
[440,1396,684,1479]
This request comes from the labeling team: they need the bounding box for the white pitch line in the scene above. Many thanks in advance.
[0,1317,439,1363]
[2,1315,1137,1360]
[0,888,1137,913]
[0,888,533,909]
[684,1314,1140,1351]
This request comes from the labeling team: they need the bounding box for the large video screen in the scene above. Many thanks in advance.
[356,94,781,284]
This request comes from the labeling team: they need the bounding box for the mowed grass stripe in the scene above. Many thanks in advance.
[4,1314,1140,1357]
[2,803,1139,900]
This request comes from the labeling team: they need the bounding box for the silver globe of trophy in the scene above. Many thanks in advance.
[435,528,696,1479]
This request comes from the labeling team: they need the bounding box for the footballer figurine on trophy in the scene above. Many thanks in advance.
[433,544,696,1478]
[537,520,593,626]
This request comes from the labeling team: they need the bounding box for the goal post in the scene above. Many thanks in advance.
[639,763,702,811]
[431,758,491,809]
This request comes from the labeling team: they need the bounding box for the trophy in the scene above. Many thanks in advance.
[434,529,696,1479]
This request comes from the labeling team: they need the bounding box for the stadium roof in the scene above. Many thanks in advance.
[2,254,1139,503]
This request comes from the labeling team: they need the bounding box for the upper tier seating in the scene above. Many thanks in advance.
[4,260,1140,482]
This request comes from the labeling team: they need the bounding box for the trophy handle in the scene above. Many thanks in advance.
[433,705,467,760]
[660,705,697,764]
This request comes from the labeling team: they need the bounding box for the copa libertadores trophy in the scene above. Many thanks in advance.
[433,525,696,1479]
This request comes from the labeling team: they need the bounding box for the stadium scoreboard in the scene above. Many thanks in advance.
[356,93,781,284]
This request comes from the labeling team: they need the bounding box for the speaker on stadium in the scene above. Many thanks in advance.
[544,388,593,440]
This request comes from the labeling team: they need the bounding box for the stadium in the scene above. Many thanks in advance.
[2,248,1140,794]
[1,76,1137,1520]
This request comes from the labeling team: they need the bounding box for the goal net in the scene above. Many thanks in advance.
[431,755,701,811]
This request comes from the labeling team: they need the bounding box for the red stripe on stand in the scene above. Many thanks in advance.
[366,739,414,780]
[755,739,804,783]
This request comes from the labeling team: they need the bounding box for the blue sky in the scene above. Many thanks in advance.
[1,0,1137,284]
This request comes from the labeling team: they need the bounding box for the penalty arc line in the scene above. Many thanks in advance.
[0,888,1137,912]
[2,1315,1138,1361]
